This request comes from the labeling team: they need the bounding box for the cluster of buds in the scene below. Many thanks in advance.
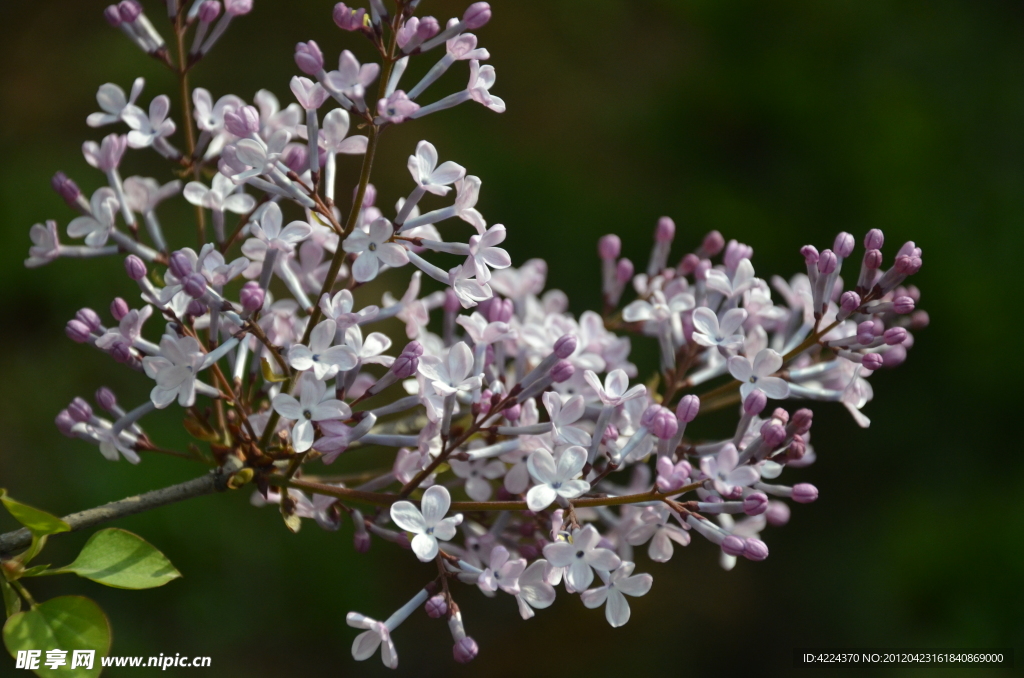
[25,0,926,669]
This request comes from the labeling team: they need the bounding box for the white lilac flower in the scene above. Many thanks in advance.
[465,224,511,283]
[343,217,409,283]
[389,485,463,562]
[541,392,591,447]
[453,175,486,233]
[25,221,60,268]
[343,325,394,367]
[448,264,492,308]
[467,59,505,113]
[700,443,759,498]
[456,312,514,346]
[622,289,694,324]
[408,140,465,195]
[450,457,505,501]
[583,368,647,408]
[67,188,120,247]
[142,335,206,408]
[271,372,351,452]
[86,78,144,127]
[514,559,557,620]
[626,506,691,563]
[184,173,256,215]
[326,50,380,102]
[243,202,312,255]
[95,305,152,352]
[320,108,368,155]
[728,348,790,400]
[198,245,249,286]
[123,95,176,149]
[320,289,379,332]
[346,613,396,668]
[691,307,747,353]
[230,129,291,182]
[525,446,590,511]
[417,342,481,397]
[543,525,622,592]
[288,319,358,380]
[580,561,653,627]
[706,257,757,299]
[478,545,527,595]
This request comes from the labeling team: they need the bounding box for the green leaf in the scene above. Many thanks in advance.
[0,578,20,618]
[261,357,288,383]
[53,529,181,590]
[0,491,70,537]
[3,596,110,678]
[19,566,51,578]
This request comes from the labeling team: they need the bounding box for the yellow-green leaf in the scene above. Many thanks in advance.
[52,529,181,590]
[261,358,288,383]
[3,596,110,678]
[0,491,69,537]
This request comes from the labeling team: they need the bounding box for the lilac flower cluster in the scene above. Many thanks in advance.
[26,0,927,669]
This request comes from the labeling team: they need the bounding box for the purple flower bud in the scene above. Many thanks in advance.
[765,500,790,527]
[224,105,260,137]
[223,0,252,16]
[294,40,324,75]
[425,595,448,619]
[760,421,786,449]
[95,387,117,412]
[702,230,725,256]
[881,344,907,367]
[353,530,371,553]
[724,240,753,271]
[839,291,861,314]
[898,255,922,276]
[792,483,818,504]
[184,273,208,299]
[694,258,712,281]
[333,3,367,31]
[598,234,621,260]
[892,296,915,314]
[281,144,308,174]
[51,171,81,205]
[403,341,425,357]
[444,288,461,313]
[864,228,884,250]
[462,2,491,29]
[76,308,103,332]
[883,327,907,345]
[817,249,837,275]
[417,16,440,39]
[676,394,700,423]
[239,281,265,313]
[742,538,769,561]
[453,636,479,664]
[771,408,789,425]
[66,319,91,343]
[863,249,883,271]
[553,334,577,359]
[743,492,769,516]
[743,389,768,416]
[800,245,819,265]
[503,403,521,422]
[641,405,678,440]
[488,298,513,323]
[602,424,619,443]
[861,352,884,371]
[654,216,675,244]
[721,535,746,557]
[110,341,133,363]
[55,410,77,437]
[550,360,574,383]
[198,0,221,22]
[787,435,806,462]
[104,5,123,26]
[118,0,142,22]
[678,253,699,275]
[391,353,419,379]
[615,258,634,283]
[125,255,147,281]
[790,409,813,435]
[910,310,929,330]
[856,321,875,345]
[833,232,855,258]
[186,299,208,317]
[69,397,93,423]
[169,250,194,278]
[110,297,130,321]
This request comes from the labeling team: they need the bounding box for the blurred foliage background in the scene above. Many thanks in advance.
[1,0,1022,675]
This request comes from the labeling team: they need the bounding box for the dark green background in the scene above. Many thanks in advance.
[1,1,1021,675]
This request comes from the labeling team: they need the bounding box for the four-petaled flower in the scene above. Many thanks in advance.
[288,319,358,380]
[342,217,409,283]
[347,613,397,668]
[467,60,505,113]
[543,524,622,592]
[142,335,206,408]
[626,506,691,563]
[541,392,592,447]
[583,368,647,407]
[465,224,511,283]
[87,78,145,127]
[728,348,790,400]
[184,172,256,215]
[526,446,591,511]
[389,485,464,562]
[408,140,465,196]
[450,457,506,501]
[417,342,481,397]
[67,188,120,247]
[244,202,312,255]
[271,372,351,452]
[514,559,557,620]
[691,307,747,353]
[700,443,759,498]
[706,258,757,299]
[478,545,527,595]
[580,561,653,628]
